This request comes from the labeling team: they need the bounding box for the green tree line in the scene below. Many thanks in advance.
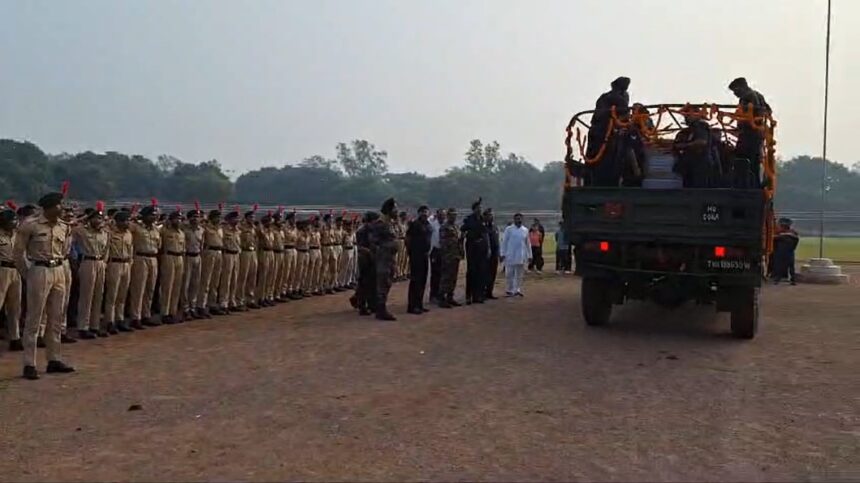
[1,138,857,212]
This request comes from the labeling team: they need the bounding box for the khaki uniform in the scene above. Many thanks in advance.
[295,231,309,294]
[320,225,336,291]
[331,226,344,288]
[128,222,161,321]
[219,225,241,309]
[14,216,70,367]
[73,225,109,331]
[395,221,408,278]
[199,223,223,310]
[338,228,356,288]
[103,227,133,325]
[282,226,298,294]
[159,226,186,318]
[271,226,285,299]
[256,226,275,302]
[308,229,322,292]
[237,221,258,305]
[0,229,22,341]
[182,225,203,313]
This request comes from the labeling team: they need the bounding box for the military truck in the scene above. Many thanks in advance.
[562,103,777,339]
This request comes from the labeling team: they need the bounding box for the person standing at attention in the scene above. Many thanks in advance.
[405,205,433,315]
[528,218,545,273]
[501,213,531,297]
[554,221,572,274]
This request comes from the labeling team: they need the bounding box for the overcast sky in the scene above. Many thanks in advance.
[1,0,856,176]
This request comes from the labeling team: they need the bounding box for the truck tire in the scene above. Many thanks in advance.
[730,287,759,339]
[582,277,612,326]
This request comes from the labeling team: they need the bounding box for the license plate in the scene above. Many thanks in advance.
[701,203,721,223]
[706,259,751,271]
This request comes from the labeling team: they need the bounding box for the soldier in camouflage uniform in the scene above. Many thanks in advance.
[438,208,463,308]
[368,199,399,321]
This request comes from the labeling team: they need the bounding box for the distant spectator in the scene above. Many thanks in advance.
[527,218,545,273]
[554,221,572,274]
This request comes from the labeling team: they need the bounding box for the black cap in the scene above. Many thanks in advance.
[208,209,221,219]
[225,211,240,221]
[0,209,16,223]
[140,206,157,217]
[323,213,332,221]
[729,77,748,90]
[611,76,631,91]
[37,192,64,209]
[187,209,201,218]
[471,197,483,210]
[114,211,130,222]
[285,212,295,220]
[244,211,256,220]
[381,198,396,215]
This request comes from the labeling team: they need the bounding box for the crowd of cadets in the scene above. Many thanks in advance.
[1,193,513,380]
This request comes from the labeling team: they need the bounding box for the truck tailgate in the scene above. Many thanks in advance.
[563,188,766,246]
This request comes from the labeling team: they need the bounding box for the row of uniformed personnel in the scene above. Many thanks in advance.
[0,193,359,380]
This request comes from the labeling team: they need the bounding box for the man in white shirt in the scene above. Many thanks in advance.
[500,213,531,296]
[428,208,444,302]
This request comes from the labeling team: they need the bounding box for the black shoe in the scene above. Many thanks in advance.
[107,323,119,335]
[142,318,161,327]
[210,307,224,316]
[438,300,452,309]
[421,307,430,313]
[46,360,75,374]
[78,330,96,340]
[130,320,145,330]
[37,336,46,348]
[61,334,78,344]
[162,315,177,325]
[475,298,485,304]
[407,307,422,315]
[9,339,24,351]
[448,299,461,307]
[326,289,335,295]
[97,330,110,338]
[376,310,397,321]
[247,302,261,309]
[23,365,40,380]
[485,294,498,300]
[359,308,372,316]
[117,322,133,332]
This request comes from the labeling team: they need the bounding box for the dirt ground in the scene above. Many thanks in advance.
[1,268,858,482]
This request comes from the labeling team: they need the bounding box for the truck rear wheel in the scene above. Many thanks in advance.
[730,287,759,339]
[582,277,612,326]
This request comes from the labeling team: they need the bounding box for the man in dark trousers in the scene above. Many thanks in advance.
[405,205,433,314]
[728,77,771,186]
[352,212,378,316]
[461,198,489,305]
[483,208,500,300]
[428,208,444,303]
[368,199,399,321]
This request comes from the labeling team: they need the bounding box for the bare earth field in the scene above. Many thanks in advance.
[1,269,858,482]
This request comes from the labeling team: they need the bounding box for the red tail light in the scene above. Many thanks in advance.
[599,241,610,252]
[714,246,726,258]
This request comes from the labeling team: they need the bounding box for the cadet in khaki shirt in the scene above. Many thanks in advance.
[255,215,276,306]
[331,216,345,291]
[103,211,134,333]
[199,210,224,317]
[282,213,299,298]
[270,213,286,302]
[237,210,259,309]
[182,209,204,319]
[72,203,109,338]
[219,210,242,312]
[338,217,356,290]
[0,207,22,352]
[159,210,186,324]
[319,214,337,294]
[14,192,75,380]
[128,206,162,329]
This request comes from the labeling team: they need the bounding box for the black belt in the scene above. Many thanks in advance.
[322,244,334,247]
[284,245,296,249]
[186,252,200,257]
[344,246,354,249]
[0,261,15,269]
[273,249,284,253]
[261,248,273,252]
[205,246,222,252]
[109,257,131,264]
[135,252,157,258]
[33,259,64,268]
[243,248,256,252]
[309,246,320,250]
[166,251,184,257]
[297,249,309,253]
[224,249,240,255]
[82,256,104,261]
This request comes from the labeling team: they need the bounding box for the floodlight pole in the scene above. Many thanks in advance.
[819,0,831,258]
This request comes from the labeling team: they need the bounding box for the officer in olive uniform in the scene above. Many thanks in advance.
[103,210,134,333]
[729,77,771,185]
[14,192,75,380]
[353,211,378,316]
[438,208,463,308]
[73,202,109,338]
[369,199,399,320]
[0,206,22,351]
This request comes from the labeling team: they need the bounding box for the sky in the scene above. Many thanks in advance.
[1,0,857,177]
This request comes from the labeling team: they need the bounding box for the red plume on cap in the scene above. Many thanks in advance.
[176,204,182,213]
[5,200,18,211]
[151,198,158,207]
[252,203,259,212]
[95,201,105,212]
[194,200,201,212]
[60,180,70,197]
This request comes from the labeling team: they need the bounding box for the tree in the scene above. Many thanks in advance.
[300,155,339,172]
[464,139,500,174]
[337,140,388,178]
